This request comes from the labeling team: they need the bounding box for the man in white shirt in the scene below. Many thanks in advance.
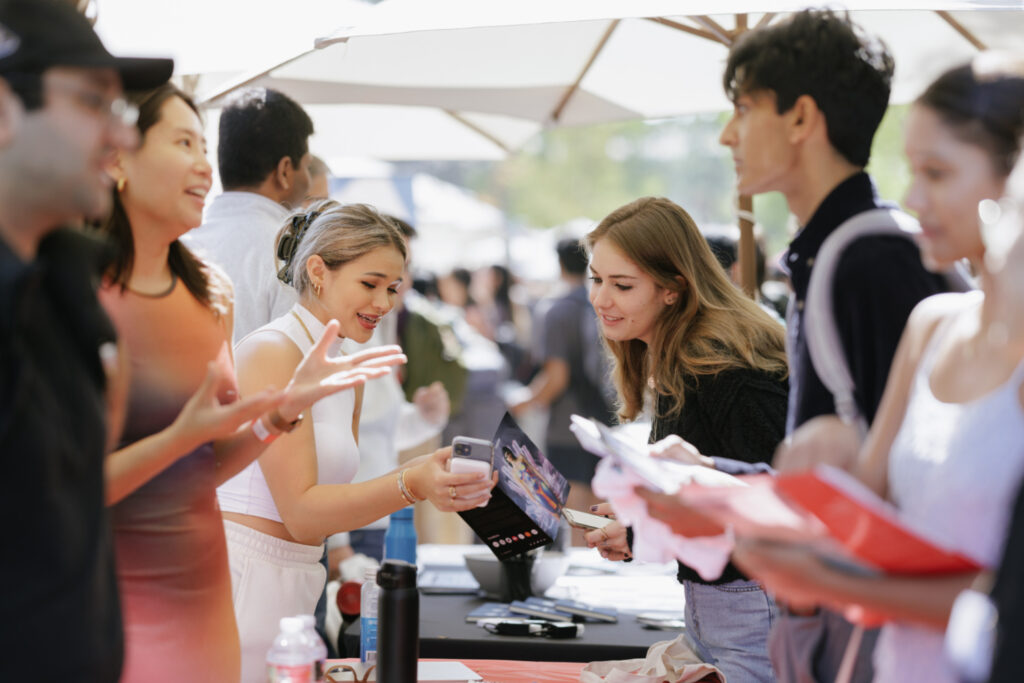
[184,87,313,341]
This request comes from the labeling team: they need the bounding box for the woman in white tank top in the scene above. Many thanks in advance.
[731,56,1024,683]
[219,201,497,680]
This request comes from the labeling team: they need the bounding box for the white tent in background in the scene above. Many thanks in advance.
[327,173,510,274]
[327,173,566,279]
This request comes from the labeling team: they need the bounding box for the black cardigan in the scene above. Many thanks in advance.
[650,365,788,585]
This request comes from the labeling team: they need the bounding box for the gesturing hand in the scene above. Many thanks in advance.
[170,360,284,451]
[277,320,408,421]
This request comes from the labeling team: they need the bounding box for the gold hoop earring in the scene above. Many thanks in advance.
[314,283,322,298]
[116,178,126,192]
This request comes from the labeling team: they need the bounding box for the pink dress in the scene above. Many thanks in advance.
[100,277,240,682]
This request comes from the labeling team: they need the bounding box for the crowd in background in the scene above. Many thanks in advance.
[4,1,1024,682]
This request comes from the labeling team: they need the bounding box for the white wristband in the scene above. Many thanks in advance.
[251,417,277,443]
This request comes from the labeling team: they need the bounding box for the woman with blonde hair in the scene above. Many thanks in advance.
[585,197,788,683]
[220,199,497,680]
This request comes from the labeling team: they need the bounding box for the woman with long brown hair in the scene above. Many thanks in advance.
[98,84,402,681]
[585,197,788,683]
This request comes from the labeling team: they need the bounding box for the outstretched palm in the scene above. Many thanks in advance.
[278,319,408,421]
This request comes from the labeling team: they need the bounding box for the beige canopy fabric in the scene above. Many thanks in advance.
[199,2,1023,145]
[97,0,1024,161]
[95,0,1024,290]
[189,0,1024,293]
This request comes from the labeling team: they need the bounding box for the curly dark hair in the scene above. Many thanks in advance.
[723,8,894,167]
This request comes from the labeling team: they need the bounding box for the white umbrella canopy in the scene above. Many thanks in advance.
[93,0,538,161]
[96,0,1024,289]
[186,0,1024,293]
[96,0,1024,160]
[196,0,1024,157]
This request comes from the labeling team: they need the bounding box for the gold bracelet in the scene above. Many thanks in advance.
[397,469,419,506]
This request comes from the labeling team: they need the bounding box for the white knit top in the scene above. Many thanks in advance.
[217,303,360,523]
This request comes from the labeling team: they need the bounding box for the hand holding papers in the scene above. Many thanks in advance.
[774,466,982,575]
[570,415,981,591]
[568,415,745,494]
[570,415,744,578]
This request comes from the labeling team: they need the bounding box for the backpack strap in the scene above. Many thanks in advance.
[802,208,972,435]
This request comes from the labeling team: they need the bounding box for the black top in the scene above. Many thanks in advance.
[0,228,123,681]
[782,172,947,432]
[651,366,788,585]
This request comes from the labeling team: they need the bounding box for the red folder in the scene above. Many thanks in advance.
[678,465,981,575]
[774,466,981,575]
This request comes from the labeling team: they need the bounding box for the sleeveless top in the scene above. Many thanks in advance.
[875,295,1024,683]
[99,276,240,682]
[217,303,360,522]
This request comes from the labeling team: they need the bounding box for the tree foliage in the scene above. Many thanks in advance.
[403,104,913,261]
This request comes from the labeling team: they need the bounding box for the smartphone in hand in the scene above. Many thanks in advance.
[450,436,494,474]
[562,507,613,531]
[450,436,494,508]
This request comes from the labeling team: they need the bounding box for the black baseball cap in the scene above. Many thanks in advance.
[0,0,173,90]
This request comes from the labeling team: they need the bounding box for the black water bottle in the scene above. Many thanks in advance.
[376,559,419,683]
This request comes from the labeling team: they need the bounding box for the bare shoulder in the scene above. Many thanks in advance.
[235,329,303,386]
[902,291,983,358]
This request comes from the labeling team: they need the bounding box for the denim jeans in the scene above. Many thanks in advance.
[349,528,387,562]
[684,578,778,683]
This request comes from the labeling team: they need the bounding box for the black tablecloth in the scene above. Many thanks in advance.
[341,593,668,662]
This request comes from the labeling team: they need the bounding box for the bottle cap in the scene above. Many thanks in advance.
[297,615,315,629]
[390,507,414,521]
[377,559,417,589]
[279,616,303,633]
[337,580,362,616]
[364,566,379,582]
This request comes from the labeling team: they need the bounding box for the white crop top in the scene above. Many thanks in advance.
[217,303,361,523]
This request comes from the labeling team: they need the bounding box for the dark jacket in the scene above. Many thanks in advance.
[651,366,788,584]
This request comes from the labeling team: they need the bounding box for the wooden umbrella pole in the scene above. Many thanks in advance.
[733,16,758,300]
[935,10,987,50]
[738,194,758,300]
[551,19,620,124]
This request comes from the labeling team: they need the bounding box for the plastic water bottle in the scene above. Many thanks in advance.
[376,559,419,683]
[267,616,314,683]
[359,567,380,664]
[297,614,327,682]
[383,507,417,565]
